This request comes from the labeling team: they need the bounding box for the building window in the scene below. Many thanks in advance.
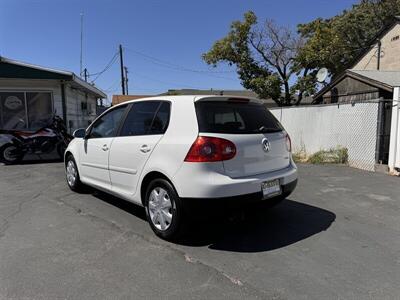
[391,35,399,41]
[0,91,53,130]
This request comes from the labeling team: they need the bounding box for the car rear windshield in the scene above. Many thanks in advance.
[195,100,283,134]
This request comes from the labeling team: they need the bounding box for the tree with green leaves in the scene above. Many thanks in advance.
[297,0,400,77]
[203,11,316,106]
[204,1,400,105]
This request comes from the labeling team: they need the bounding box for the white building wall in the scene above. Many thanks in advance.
[64,85,97,131]
[271,102,379,171]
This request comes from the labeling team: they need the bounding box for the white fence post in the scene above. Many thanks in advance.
[388,87,400,173]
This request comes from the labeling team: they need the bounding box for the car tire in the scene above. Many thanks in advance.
[144,178,185,241]
[65,155,86,192]
[0,143,24,165]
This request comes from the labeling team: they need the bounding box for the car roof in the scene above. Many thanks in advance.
[112,95,263,108]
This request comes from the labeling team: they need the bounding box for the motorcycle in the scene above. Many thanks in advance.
[0,115,73,164]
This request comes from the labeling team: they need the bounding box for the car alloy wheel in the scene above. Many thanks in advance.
[66,160,77,187]
[148,187,174,231]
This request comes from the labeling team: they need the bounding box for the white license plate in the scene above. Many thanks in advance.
[261,179,281,198]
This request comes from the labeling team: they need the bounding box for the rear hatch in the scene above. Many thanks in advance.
[195,98,290,178]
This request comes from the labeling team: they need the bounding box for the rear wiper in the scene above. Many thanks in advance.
[254,126,281,133]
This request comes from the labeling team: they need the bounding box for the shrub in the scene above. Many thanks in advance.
[307,147,348,164]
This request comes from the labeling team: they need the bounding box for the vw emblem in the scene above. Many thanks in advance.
[262,138,271,153]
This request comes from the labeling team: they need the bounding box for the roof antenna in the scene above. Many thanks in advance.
[80,12,84,77]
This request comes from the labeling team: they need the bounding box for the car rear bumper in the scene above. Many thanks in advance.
[182,178,297,205]
[173,160,298,198]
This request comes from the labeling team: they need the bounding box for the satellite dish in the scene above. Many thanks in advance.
[316,68,328,83]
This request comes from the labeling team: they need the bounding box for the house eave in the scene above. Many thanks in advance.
[71,75,107,98]
[0,56,72,77]
[313,69,394,102]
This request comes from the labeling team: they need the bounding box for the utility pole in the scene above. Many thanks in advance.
[84,68,88,82]
[124,66,129,95]
[80,12,84,77]
[119,44,126,95]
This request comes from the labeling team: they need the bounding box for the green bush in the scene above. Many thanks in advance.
[307,147,348,164]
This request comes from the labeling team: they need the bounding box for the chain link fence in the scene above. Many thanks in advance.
[270,99,392,171]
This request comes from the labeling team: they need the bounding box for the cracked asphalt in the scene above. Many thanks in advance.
[0,162,399,299]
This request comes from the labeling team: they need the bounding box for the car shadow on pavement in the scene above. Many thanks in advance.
[91,191,336,253]
[18,158,63,165]
[92,190,148,221]
[178,199,336,252]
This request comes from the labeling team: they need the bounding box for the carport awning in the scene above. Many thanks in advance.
[0,56,106,99]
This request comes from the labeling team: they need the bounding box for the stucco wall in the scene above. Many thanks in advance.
[271,102,379,171]
[65,85,97,131]
[352,23,400,71]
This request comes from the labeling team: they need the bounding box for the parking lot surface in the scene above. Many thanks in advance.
[0,162,399,299]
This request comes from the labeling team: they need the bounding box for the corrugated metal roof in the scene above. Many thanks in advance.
[350,70,400,87]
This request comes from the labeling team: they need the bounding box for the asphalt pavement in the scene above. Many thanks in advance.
[0,162,399,299]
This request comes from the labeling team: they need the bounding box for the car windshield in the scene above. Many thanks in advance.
[195,100,283,134]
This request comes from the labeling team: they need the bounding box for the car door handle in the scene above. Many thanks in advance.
[140,145,151,153]
[102,144,109,151]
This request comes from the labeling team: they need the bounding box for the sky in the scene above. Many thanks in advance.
[0,0,357,104]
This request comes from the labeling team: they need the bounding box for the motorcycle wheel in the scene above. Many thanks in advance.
[57,143,67,159]
[0,144,24,165]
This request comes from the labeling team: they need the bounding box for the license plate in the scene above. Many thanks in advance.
[261,179,281,198]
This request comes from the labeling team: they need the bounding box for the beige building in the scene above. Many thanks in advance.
[352,19,400,71]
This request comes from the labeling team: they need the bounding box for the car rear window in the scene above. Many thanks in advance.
[195,101,283,134]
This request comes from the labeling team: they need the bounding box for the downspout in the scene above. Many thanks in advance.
[60,81,67,124]
[375,97,385,164]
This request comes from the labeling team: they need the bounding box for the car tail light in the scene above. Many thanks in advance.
[184,136,236,162]
[285,133,292,152]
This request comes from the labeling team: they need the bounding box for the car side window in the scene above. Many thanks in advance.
[119,101,170,136]
[89,105,127,138]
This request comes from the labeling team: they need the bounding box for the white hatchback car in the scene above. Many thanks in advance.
[65,95,297,240]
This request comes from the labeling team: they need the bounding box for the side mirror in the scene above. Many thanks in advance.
[72,128,86,139]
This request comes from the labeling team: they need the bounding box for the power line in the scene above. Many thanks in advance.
[88,52,119,82]
[124,47,237,81]
[125,47,234,73]
[103,79,121,93]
